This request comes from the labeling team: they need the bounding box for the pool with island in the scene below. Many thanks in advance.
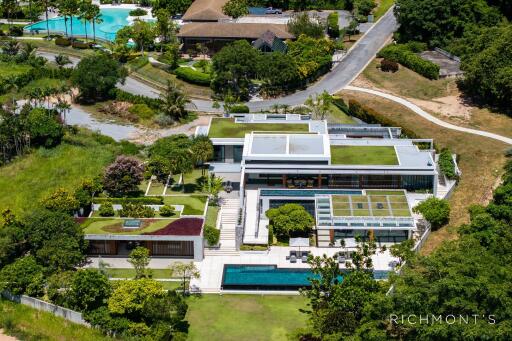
[221,264,391,290]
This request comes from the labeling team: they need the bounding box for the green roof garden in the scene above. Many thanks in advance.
[330,146,398,165]
[331,192,411,217]
[82,218,178,235]
[208,118,309,138]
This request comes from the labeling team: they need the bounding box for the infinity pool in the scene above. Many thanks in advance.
[24,8,135,41]
[222,264,389,290]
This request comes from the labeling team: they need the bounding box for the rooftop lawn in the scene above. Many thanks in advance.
[208,118,309,138]
[330,146,398,165]
[331,192,411,217]
[186,294,307,341]
[82,218,176,235]
[163,195,207,215]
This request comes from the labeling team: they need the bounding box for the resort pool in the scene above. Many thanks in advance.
[24,8,136,41]
[260,189,363,197]
[222,264,390,290]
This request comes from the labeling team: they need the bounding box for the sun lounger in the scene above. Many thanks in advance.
[290,255,297,263]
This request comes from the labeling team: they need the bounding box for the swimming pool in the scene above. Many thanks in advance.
[24,8,135,41]
[222,264,390,290]
[260,189,363,197]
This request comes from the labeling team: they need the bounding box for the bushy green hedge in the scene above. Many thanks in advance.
[439,149,457,179]
[174,66,211,86]
[129,8,147,16]
[229,104,249,113]
[203,225,220,246]
[93,197,164,205]
[55,37,71,47]
[98,201,115,217]
[109,88,163,110]
[118,202,155,218]
[327,12,340,38]
[128,103,155,119]
[377,44,439,80]
[72,41,90,49]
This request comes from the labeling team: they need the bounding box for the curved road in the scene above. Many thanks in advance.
[346,86,512,145]
[36,7,397,112]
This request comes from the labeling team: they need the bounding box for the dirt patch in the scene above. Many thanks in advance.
[0,330,18,341]
[408,95,472,121]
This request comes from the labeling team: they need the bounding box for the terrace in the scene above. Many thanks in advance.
[330,146,398,165]
[207,118,310,138]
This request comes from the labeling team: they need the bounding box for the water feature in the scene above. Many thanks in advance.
[25,8,136,41]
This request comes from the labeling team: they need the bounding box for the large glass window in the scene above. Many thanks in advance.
[233,146,243,163]
[213,145,225,162]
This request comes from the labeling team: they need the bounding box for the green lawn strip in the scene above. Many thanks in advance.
[391,209,411,216]
[372,210,391,216]
[374,0,394,19]
[327,103,355,124]
[82,218,176,234]
[106,268,175,279]
[330,146,398,165]
[333,209,351,216]
[0,135,119,214]
[352,209,371,216]
[0,61,32,77]
[186,294,307,341]
[390,202,410,210]
[163,196,207,215]
[169,168,206,194]
[350,195,368,203]
[0,299,112,341]
[205,205,219,227]
[148,181,166,196]
[208,118,309,138]
[110,280,181,291]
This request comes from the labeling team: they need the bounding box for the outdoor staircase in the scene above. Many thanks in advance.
[203,198,240,256]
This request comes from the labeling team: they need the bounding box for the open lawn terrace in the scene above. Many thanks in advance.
[330,145,398,165]
[207,118,311,138]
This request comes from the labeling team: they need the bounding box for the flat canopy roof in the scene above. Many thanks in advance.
[177,23,295,40]
[245,133,330,161]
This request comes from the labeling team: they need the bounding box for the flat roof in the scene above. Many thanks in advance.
[208,118,310,138]
[245,133,330,161]
[330,146,399,165]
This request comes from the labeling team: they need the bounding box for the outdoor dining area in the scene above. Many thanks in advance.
[285,177,317,189]
[286,250,311,263]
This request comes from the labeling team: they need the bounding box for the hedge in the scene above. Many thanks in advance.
[439,149,457,179]
[55,37,71,47]
[109,88,163,111]
[203,226,220,246]
[377,44,439,80]
[72,41,90,49]
[93,197,164,205]
[229,104,249,113]
[174,66,211,86]
[327,12,340,38]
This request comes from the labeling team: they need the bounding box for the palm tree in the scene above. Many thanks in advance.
[55,54,71,67]
[43,0,51,38]
[158,80,190,121]
[191,136,214,175]
[90,4,102,42]
[78,1,91,42]
[3,0,18,30]
[55,98,71,124]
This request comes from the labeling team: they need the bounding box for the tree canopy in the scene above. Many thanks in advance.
[266,203,314,239]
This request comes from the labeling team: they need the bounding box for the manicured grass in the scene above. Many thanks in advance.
[365,190,405,195]
[169,168,206,194]
[147,180,166,195]
[106,268,175,279]
[327,103,355,124]
[0,299,112,341]
[205,205,219,227]
[208,118,309,138]
[339,90,510,254]
[163,196,207,215]
[374,0,394,19]
[186,294,307,341]
[0,132,119,215]
[0,61,32,78]
[330,146,398,165]
[82,218,176,235]
[331,192,410,217]
[362,59,455,100]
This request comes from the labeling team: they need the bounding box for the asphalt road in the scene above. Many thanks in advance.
[36,7,397,112]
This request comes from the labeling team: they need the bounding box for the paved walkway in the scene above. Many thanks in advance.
[345,86,512,145]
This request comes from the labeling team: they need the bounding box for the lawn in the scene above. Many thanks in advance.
[163,196,208,215]
[168,167,206,194]
[186,295,307,341]
[331,192,410,217]
[361,59,455,100]
[327,103,355,124]
[374,0,394,19]
[339,90,510,254]
[0,61,32,78]
[330,146,398,165]
[204,205,219,227]
[106,268,175,279]
[0,77,69,104]
[81,218,176,235]
[0,299,112,341]
[208,118,310,138]
[0,132,119,215]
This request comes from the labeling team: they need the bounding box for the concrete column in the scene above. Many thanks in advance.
[193,236,203,261]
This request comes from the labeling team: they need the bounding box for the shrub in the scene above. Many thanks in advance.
[93,197,164,205]
[118,202,155,218]
[103,155,144,196]
[128,103,155,120]
[203,226,220,246]
[98,201,115,217]
[377,44,439,80]
[8,26,23,37]
[110,88,163,110]
[327,12,340,38]
[266,203,314,239]
[159,205,175,217]
[72,41,90,49]
[174,66,211,86]
[413,197,450,230]
[439,149,457,179]
[229,104,250,113]
[380,59,399,72]
[153,113,174,127]
[55,37,72,47]
[129,8,147,16]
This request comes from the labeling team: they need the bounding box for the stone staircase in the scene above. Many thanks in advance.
[204,198,240,256]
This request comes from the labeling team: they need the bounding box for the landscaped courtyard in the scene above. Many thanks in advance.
[208,118,310,138]
[331,191,411,217]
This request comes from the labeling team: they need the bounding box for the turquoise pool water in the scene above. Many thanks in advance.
[24,8,134,41]
[222,264,389,290]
